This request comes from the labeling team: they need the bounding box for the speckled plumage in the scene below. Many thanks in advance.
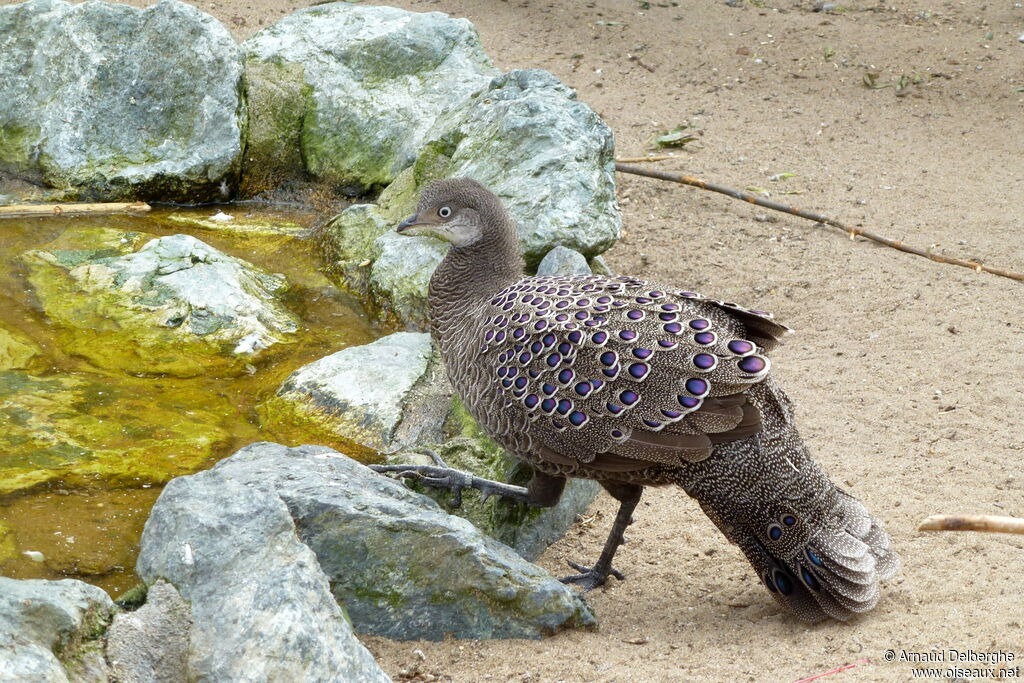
[403,178,898,622]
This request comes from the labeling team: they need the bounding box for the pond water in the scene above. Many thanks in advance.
[0,204,386,596]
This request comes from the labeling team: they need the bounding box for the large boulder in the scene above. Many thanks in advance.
[137,467,389,682]
[106,580,191,683]
[0,371,230,496]
[19,228,299,377]
[242,3,497,195]
[259,332,449,455]
[140,442,595,641]
[0,0,245,201]
[0,577,115,681]
[319,69,620,327]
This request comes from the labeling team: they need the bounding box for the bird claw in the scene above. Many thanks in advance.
[367,463,473,508]
[559,560,625,591]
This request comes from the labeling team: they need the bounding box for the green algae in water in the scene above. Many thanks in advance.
[0,204,384,596]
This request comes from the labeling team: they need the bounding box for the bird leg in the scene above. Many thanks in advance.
[369,449,545,508]
[561,482,643,591]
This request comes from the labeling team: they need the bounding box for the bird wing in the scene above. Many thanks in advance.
[478,274,791,472]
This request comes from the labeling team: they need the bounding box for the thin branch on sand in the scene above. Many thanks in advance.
[794,658,871,683]
[614,162,1024,283]
[919,514,1024,535]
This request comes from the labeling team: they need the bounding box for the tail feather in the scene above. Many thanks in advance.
[675,378,899,622]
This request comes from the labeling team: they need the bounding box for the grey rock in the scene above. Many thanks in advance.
[319,69,620,327]
[432,69,620,267]
[536,246,593,277]
[206,442,596,640]
[137,469,389,682]
[20,230,299,377]
[0,577,115,682]
[242,3,497,193]
[0,0,244,201]
[105,581,190,683]
[260,332,449,452]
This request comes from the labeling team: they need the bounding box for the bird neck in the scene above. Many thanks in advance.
[428,227,524,348]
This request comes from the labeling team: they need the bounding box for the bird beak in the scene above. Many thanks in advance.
[396,214,419,234]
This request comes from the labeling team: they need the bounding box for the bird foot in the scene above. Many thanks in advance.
[559,560,624,591]
[369,449,532,508]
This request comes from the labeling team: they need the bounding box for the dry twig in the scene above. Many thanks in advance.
[614,163,1024,283]
[919,514,1024,535]
[0,202,151,218]
[794,658,871,683]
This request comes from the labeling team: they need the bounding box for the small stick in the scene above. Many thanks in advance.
[0,202,151,219]
[615,163,1024,283]
[794,658,871,683]
[615,155,679,164]
[919,514,1024,535]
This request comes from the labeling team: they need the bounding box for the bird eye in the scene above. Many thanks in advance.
[438,206,452,218]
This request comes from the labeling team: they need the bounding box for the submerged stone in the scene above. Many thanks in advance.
[0,0,245,201]
[242,3,497,194]
[19,229,300,377]
[0,371,229,495]
[0,323,42,371]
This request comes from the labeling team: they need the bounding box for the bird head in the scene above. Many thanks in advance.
[396,178,508,248]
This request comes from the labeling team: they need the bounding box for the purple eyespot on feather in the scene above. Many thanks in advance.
[642,419,662,429]
[662,409,682,419]
[658,340,677,349]
[541,398,556,412]
[528,369,540,378]
[574,382,592,396]
[514,377,527,389]
[546,353,561,367]
[519,352,531,364]
[611,428,623,438]
[512,328,525,340]
[584,320,599,327]
[594,305,609,312]
[521,295,531,303]
[555,300,569,309]
[627,310,644,321]
[606,403,623,414]
[574,311,589,320]
[501,379,513,388]
[649,291,664,298]
[568,411,588,426]
[602,367,619,378]
[531,341,542,353]
[576,299,590,307]
[600,351,617,366]
[538,300,551,309]
[558,369,574,384]
[680,291,698,298]
[661,303,679,312]
[694,331,716,345]
[678,395,701,408]
[530,297,542,305]
[591,379,604,390]
[619,330,637,341]
[693,353,717,370]
[551,418,565,430]
[542,334,556,346]
[620,390,639,405]
[567,331,582,344]
[664,322,683,334]
[498,367,508,378]
[739,356,767,374]
[542,383,556,395]
[502,302,513,311]
[728,339,755,355]
[689,318,710,331]
[632,348,652,359]
[628,363,649,379]
[556,399,572,415]
[685,378,709,396]
[659,312,678,322]
[534,320,548,331]
[597,296,611,304]
[558,342,571,355]
[495,331,506,342]
[555,314,568,322]
[592,331,608,344]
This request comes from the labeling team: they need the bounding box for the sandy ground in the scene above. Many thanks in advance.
[6,0,1023,680]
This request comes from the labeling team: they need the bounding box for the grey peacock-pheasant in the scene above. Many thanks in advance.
[371,178,899,622]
